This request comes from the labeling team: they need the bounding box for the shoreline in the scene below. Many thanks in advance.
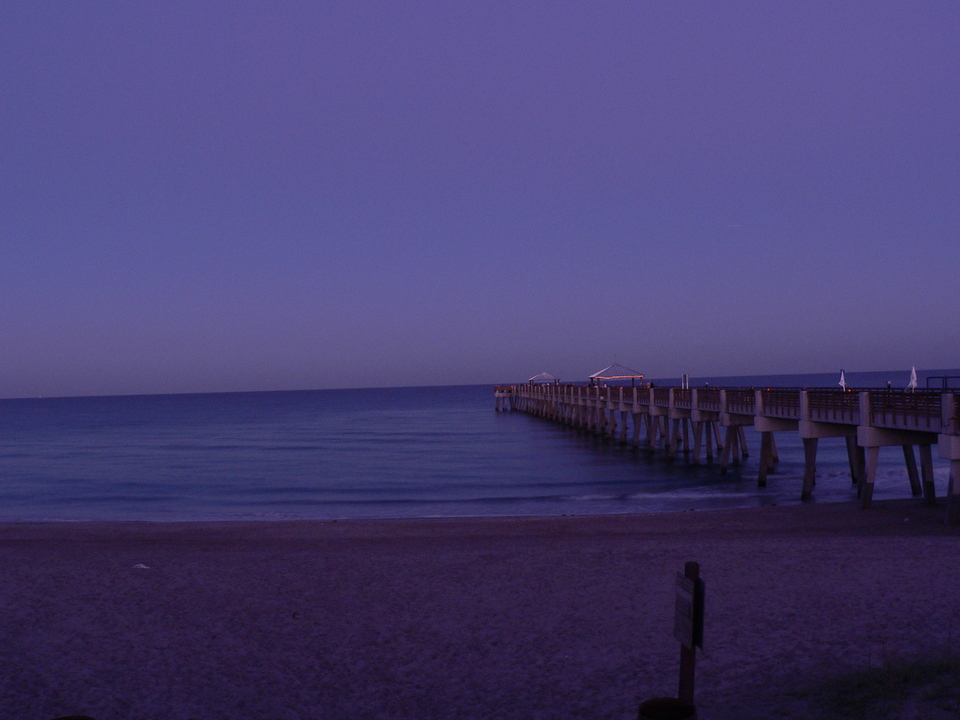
[2,500,958,720]
[3,496,957,537]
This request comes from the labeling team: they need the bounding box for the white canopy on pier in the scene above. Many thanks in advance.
[589,363,644,380]
[528,371,559,384]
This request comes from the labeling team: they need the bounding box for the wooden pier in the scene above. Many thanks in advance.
[494,384,960,525]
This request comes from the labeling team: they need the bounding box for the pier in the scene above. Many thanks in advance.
[494,384,960,524]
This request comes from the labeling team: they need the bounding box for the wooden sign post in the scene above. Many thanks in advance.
[673,561,705,704]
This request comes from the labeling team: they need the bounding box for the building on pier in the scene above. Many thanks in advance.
[588,363,645,386]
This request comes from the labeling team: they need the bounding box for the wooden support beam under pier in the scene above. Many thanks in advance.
[757,431,776,487]
[801,438,818,501]
[903,445,921,497]
[947,460,960,525]
[920,444,936,506]
[692,422,703,464]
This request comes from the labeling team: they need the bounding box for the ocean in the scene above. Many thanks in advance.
[1,369,957,522]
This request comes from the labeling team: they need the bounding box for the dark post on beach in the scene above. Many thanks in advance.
[637,563,704,720]
[674,561,705,704]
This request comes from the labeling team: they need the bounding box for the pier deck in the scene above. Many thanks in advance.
[494,384,960,525]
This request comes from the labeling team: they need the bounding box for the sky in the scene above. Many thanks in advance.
[2,2,958,398]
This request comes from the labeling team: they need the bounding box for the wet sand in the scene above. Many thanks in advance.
[2,500,958,719]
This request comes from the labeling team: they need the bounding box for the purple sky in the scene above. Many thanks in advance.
[2,2,958,397]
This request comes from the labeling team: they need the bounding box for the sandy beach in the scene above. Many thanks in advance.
[2,500,958,720]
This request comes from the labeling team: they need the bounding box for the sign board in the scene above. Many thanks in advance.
[673,572,705,649]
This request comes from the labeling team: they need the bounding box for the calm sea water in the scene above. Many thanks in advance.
[1,369,957,521]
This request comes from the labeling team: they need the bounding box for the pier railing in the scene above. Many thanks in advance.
[673,388,692,409]
[807,389,860,424]
[760,388,802,418]
[696,387,721,411]
[724,389,756,415]
[864,389,942,431]
[501,383,957,438]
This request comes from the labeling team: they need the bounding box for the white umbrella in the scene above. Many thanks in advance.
[906,366,918,392]
[839,369,847,391]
